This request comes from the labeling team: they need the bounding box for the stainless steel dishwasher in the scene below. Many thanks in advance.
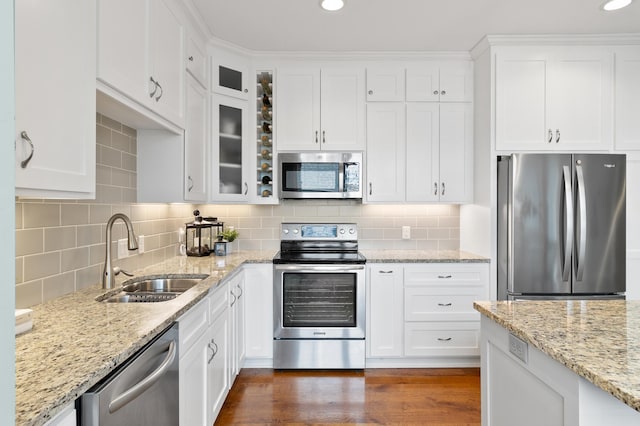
[80,323,179,425]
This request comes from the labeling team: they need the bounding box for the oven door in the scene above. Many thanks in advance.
[273,264,365,339]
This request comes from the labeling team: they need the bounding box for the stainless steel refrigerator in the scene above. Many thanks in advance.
[497,154,626,300]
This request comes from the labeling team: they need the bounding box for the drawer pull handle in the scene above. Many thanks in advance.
[437,337,452,342]
[378,270,394,274]
[438,302,452,307]
[437,275,452,279]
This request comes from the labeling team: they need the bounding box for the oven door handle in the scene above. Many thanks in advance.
[274,264,365,273]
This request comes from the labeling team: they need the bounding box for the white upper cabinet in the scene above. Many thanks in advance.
[277,67,365,151]
[97,0,185,127]
[406,61,473,102]
[149,0,185,125]
[495,47,612,151]
[184,75,208,202]
[15,0,96,198]
[614,47,640,151]
[406,103,473,203]
[211,94,250,202]
[187,36,208,89]
[366,67,405,101]
[212,50,250,100]
[366,103,406,202]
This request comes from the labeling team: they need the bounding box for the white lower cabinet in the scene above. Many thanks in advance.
[178,284,229,426]
[367,262,489,367]
[44,404,76,426]
[367,265,404,357]
[228,272,245,386]
[243,264,274,364]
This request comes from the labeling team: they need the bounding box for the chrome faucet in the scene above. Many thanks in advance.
[103,213,138,289]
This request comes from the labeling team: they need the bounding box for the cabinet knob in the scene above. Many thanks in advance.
[368,90,373,95]
[19,130,34,169]
[188,56,194,61]
[244,88,248,93]
[441,90,446,95]
[433,90,439,95]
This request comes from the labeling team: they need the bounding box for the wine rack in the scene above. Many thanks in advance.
[256,70,274,199]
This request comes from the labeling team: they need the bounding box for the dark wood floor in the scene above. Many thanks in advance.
[215,368,481,425]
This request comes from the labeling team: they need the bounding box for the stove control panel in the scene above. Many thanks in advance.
[281,223,358,240]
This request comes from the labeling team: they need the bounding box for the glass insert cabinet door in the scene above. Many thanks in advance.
[212,51,249,100]
[213,94,248,200]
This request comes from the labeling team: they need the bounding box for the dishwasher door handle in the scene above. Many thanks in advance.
[108,340,177,413]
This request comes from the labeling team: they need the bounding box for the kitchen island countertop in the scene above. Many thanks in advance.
[474,300,640,413]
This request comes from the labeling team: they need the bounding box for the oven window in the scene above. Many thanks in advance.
[282,273,356,327]
[282,162,340,192]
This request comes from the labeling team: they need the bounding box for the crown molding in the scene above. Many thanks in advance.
[472,33,640,58]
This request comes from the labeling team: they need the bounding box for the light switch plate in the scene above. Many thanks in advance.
[138,235,145,254]
[402,226,411,239]
[117,239,128,259]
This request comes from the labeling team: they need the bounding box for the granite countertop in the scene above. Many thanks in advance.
[361,249,489,263]
[474,300,640,413]
[16,248,485,425]
[15,251,274,426]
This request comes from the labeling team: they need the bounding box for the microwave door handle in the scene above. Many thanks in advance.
[339,163,345,193]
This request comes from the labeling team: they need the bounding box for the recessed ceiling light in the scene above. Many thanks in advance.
[601,0,633,11]
[321,0,344,12]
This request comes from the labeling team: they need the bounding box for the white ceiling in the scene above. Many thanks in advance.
[188,0,640,52]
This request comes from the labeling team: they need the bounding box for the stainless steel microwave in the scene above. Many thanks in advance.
[278,152,363,199]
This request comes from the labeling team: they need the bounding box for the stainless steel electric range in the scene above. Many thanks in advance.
[272,223,366,369]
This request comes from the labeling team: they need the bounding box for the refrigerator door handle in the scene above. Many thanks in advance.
[576,164,587,281]
[562,165,573,282]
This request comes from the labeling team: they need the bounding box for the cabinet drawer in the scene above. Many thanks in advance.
[177,297,209,353]
[405,286,483,322]
[210,282,229,322]
[404,322,479,357]
[405,265,484,287]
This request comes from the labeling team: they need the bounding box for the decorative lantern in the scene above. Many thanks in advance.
[185,210,214,256]
[214,237,229,256]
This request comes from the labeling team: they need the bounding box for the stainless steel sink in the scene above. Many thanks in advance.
[122,278,204,294]
[101,274,209,303]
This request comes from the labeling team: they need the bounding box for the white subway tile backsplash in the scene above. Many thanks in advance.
[44,227,76,252]
[23,252,60,282]
[61,204,89,226]
[23,203,60,228]
[15,229,44,256]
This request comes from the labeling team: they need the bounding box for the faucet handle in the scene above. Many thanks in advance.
[113,267,134,277]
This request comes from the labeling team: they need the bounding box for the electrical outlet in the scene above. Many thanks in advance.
[402,226,411,239]
[117,239,128,259]
[138,235,145,254]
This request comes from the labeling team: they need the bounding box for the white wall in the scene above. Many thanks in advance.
[0,0,16,422]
